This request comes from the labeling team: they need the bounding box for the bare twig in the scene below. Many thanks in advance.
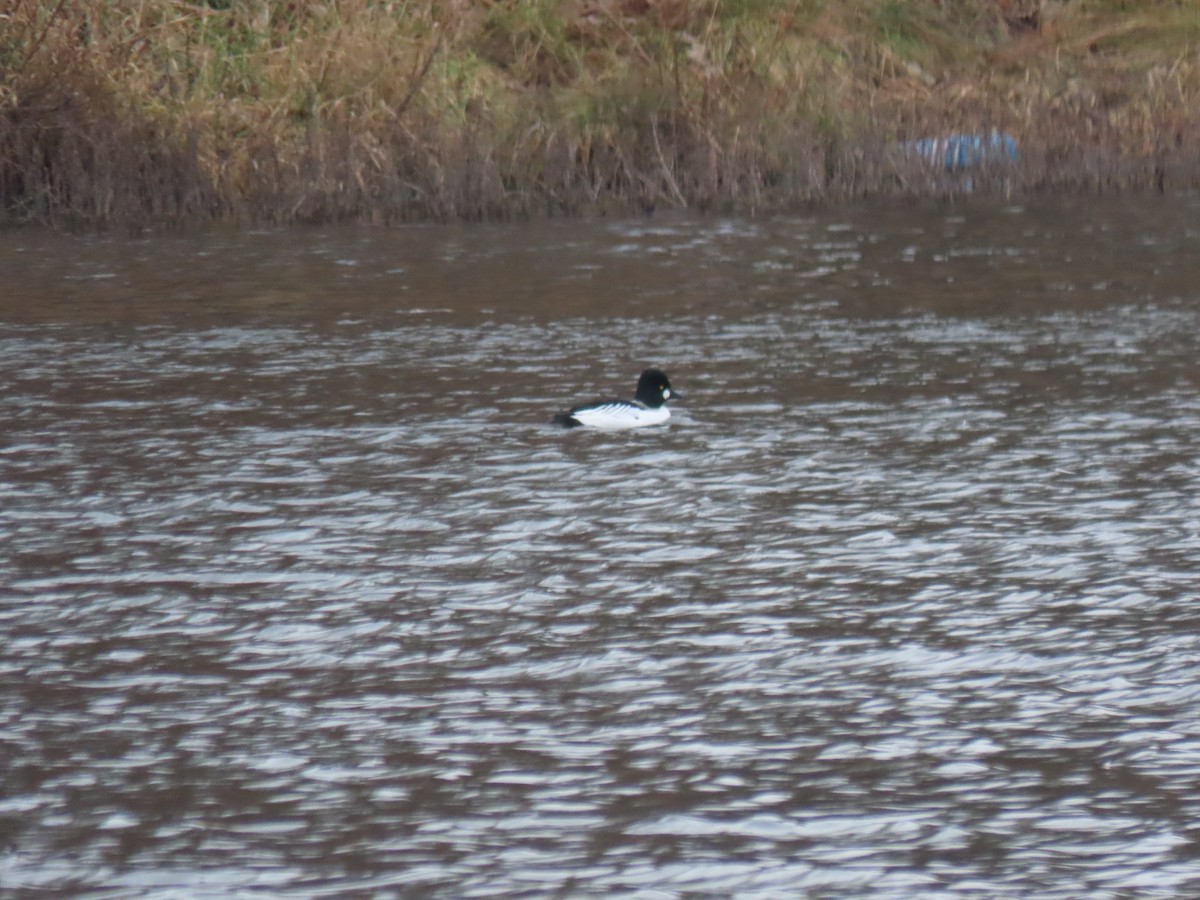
[12,0,69,77]
[650,113,687,207]
[393,29,443,121]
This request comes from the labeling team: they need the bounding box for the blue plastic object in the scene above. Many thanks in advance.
[906,132,1019,171]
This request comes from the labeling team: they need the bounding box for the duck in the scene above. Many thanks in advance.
[553,368,679,431]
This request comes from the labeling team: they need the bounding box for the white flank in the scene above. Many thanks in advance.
[570,401,670,431]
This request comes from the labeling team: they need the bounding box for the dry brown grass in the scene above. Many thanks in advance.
[2,0,1198,229]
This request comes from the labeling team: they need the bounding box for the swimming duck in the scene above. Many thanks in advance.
[553,368,679,430]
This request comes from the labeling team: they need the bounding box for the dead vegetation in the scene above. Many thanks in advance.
[1,0,1198,229]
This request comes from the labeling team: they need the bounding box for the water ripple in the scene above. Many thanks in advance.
[4,200,1200,895]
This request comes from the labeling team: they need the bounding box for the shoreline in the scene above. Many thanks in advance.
[2,2,1197,231]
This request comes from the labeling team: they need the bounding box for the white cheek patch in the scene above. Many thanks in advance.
[663,388,671,399]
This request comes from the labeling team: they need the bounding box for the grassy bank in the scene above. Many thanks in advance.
[2,0,1198,229]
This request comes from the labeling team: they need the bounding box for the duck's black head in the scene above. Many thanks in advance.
[635,368,678,408]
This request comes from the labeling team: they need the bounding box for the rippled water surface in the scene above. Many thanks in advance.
[4,198,1200,896]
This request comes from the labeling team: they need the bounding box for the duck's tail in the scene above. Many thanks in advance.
[552,413,581,428]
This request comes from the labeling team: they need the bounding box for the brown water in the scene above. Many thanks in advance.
[3,198,1200,896]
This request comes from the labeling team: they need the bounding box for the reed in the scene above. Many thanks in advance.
[1,0,1198,229]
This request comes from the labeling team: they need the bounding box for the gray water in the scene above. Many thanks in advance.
[3,198,1200,897]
